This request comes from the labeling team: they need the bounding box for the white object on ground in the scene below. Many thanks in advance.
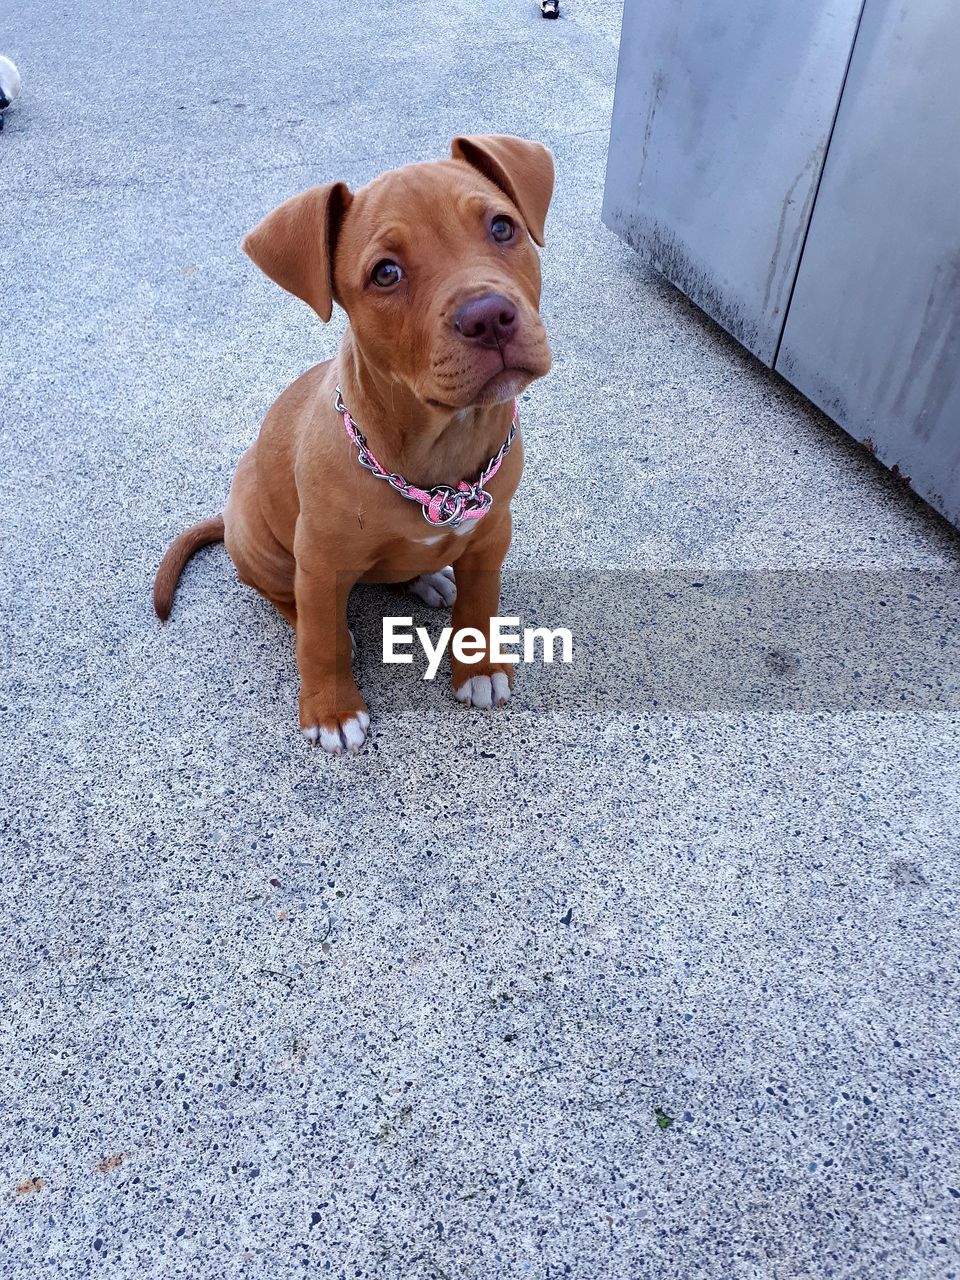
[0,56,21,111]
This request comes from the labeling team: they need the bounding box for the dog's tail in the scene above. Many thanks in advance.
[153,515,225,622]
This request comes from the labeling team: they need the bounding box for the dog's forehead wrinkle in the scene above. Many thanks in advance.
[366,223,408,256]
[355,162,496,238]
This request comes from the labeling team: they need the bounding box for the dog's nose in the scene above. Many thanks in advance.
[454,293,518,348]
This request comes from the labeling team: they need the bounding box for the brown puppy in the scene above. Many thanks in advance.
[154,135,553,753]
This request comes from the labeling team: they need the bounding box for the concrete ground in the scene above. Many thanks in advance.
[2,0,959,1276]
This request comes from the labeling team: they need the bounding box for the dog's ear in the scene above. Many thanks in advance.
[242,183,353,322]
[451,135,554,247]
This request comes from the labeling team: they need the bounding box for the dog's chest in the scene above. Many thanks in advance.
[360,523,476,585]
[421,524,475,545]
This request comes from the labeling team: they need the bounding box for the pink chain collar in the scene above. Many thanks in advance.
[335,386,518,529]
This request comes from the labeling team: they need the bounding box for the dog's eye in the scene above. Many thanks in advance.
[371,260,402,288]
[491,216,515,243]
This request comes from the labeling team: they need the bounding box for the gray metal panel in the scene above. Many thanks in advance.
[776,0,960,527]
[602,0,864,365]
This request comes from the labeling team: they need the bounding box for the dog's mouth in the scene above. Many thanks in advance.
[425,364,541,411]
[474,366,536,404]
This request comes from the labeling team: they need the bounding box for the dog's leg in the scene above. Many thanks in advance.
[293,553,369,753]
[449,518,514,709]
[272,599,298,628]
[408,566,457,608]
[271,598,356,662]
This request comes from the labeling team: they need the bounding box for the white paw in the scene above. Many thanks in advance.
[408,566,457,608]
[454,672,511,709]
[301,710,370,755]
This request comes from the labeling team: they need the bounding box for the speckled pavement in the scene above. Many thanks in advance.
[2,1,960,1276]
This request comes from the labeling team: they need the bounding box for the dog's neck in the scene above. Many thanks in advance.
[335,331,516,490]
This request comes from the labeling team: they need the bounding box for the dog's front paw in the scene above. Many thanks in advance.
[300,691,370,754]
[454,670,512,709]
[408,566,457,608]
